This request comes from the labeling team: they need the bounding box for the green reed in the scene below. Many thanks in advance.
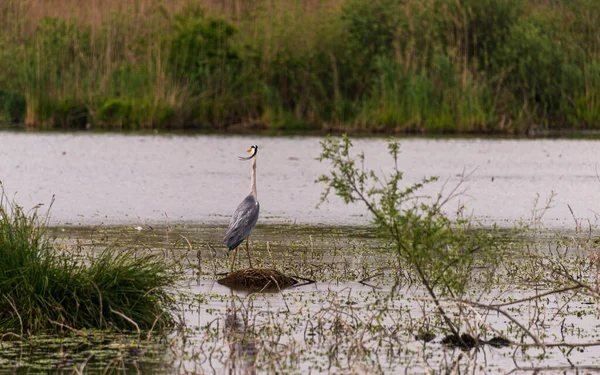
[0,194,178,333]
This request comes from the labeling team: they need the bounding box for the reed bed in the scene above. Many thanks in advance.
[0,0,599,133]
[0,194,178,333]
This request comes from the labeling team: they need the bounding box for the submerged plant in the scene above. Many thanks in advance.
[0,193,179,333]
[317,135,502,336]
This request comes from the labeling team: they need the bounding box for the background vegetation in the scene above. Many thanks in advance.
[1,0,599,134]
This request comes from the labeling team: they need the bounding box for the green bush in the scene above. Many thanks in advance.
[435,0,523,70]
[156,104,178,128]
[168,5,239,90]
[339,0,402,100]
[24,17,91,93]
[359,55,494,132]
[500,16,574,120]
[567,60,600,128]
[317,135,503,336]
[109,63,153,99]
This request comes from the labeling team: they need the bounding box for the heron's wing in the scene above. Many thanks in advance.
[224,195,260,250]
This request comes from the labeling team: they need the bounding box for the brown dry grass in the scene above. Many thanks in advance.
[9,0,192,33]
[5,0,345,35]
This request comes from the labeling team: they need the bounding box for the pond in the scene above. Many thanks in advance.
[4,223,593,374]
[0,133,598,227]
[1,133,600,374]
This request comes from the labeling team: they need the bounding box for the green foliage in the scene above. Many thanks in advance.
[168,5,238,90]
[0,193,179,333]
[317,135,502,333]
[342,0,399,57]
[156,104,178,128]
[436,0,523,69]
[109,63,153,99]
[97,98,135,129]
[339,0,401,96]
[24,17,91,92]
[359,55,494,132]
[52,100,89,129]
[0,90,26,123]
[568,60,600,127]
[2,0,600,132]
[500,15,575,118]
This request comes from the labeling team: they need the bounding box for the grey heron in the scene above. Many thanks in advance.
[224,145,260,272]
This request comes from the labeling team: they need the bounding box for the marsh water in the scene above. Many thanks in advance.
[0,133,598,227]
[2,133,600,374]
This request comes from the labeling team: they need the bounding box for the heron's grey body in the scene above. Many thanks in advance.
[224,145,260,271]
[224,193,260,250]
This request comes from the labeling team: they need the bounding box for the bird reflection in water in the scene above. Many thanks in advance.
[224,297,258,375]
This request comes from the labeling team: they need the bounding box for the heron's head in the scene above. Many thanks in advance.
[238,145,258,160]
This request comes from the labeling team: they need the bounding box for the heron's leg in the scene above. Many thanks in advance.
[230,248,238,273]
[246,236,254,269]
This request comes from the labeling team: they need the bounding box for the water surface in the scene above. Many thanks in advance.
[35,224,600,374]
[0,133,598,227]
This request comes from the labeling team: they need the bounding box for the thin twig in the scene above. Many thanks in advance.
[110,307,141,344]
[443,298,541,345]
[508,365,600,374]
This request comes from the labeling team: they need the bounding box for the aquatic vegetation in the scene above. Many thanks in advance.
[173,237,600,374]
[0,195,179,333]
[0,331,169,373]
[2,221,600,373]
[315,135,600,359]
[1,0,600,133]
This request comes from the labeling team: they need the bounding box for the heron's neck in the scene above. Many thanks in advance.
[250,156,257,200]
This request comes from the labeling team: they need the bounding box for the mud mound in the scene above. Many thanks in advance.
[217,268,299,291]
[441,333,511,349]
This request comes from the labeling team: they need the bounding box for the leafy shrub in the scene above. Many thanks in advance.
[360,55,494,132]
[567,60,600,128]
[339,0,402,98]
[499,14,583,121]
[156,104,178,128]
[317,135,503,335]
[109,63,153,99]
[168,5,238,90]
[24,17,91,89]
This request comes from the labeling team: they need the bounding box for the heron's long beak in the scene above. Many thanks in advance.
[238,148,257,160]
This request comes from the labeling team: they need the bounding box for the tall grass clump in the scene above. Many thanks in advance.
[0,195,178,333]
[2,0,600,133]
